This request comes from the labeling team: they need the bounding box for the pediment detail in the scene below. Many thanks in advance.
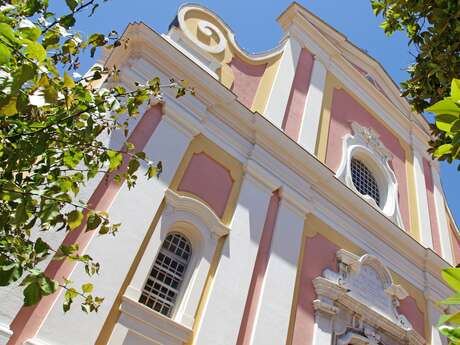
[314,249,425,345]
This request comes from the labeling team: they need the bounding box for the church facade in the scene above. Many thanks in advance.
[1,3,459,345]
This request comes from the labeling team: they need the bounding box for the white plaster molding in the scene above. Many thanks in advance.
[298,56,327,154]
[24,339,49,345]
[264,37,301,128]
[313,299,339,316]
[431,165,454,264]
[313,276,425,345]
[336,250,409,300]
[164,189,230,239]
[313,250,425,345]
[119,295,192,345]
[244,158,282,193]
[337,329,380,345]
[412,143,434,249]
[336,122,404,228]
[0,323,12,341]
[162,30,220,79]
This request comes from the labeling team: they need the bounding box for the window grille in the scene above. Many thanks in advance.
[350,158,381,206]
[139,232,192,317]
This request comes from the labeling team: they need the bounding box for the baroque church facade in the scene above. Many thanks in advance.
[1,3,459,345]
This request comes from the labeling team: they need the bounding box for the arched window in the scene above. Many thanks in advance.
[350,158,381,206]
[139,232,192,317]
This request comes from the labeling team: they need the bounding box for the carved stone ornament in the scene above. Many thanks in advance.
[163,4,284,79]
[313,249,425,345]
[335,122,404,228]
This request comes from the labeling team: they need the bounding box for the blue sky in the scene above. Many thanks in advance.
[60,0,459,224]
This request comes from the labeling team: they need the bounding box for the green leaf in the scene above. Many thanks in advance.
[127,159,140,175]
[426,99,460,116]
[81,283,93,293]
[63,71,75,88]
[0,42,11,64]
[107,150,123,171]
[20,25,41,41]
[451,79,460,100]
[434,143,453,157]
[34,238,49,254]
[67,210,83,230]
[436,114,457,132]
[0,97,17,116]
[98,225,109,235]
[65,0,79,11]
[14,201,29,224]
[86,213,101,231]
[442,268,460,291]
[24,40,46,63]
[146,166,157,179]
[12,63,36,92]
[39,276,58,295]
[23,281,41,306]
[65,287,78,300]
[0,261,22,286]
[60,15,76,29]
[0,23,16,43]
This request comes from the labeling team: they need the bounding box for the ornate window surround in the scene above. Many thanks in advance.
[336,122,404,228]
[312,249,425,345]
[119,189,230,345]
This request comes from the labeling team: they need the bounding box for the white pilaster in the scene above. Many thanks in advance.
[33,115,193,345]
[428,301,447,345]
[412,140,433,248]
[193,173,273,345]
[250,197,306,345]
[263,37,301,128]
[431,164,454,264]
[298,57,327,154]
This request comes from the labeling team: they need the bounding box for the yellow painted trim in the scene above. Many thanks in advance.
[94,200,166,345]
[251,56,282,114]
[170,134,243,225]
[404,143,421,241]
[315,72,338,162]
[187,235,226,345]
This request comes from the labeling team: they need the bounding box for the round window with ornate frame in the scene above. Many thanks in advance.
[336,122,403,229]
[350,157,381,207]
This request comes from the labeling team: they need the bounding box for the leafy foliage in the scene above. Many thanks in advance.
[371,0,460,113]
[426,79,460,170]
[0,0,192,312]
[438,267,460,344]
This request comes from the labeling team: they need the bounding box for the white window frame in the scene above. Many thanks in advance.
[119,189,230,345]
[336,122,404,228]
